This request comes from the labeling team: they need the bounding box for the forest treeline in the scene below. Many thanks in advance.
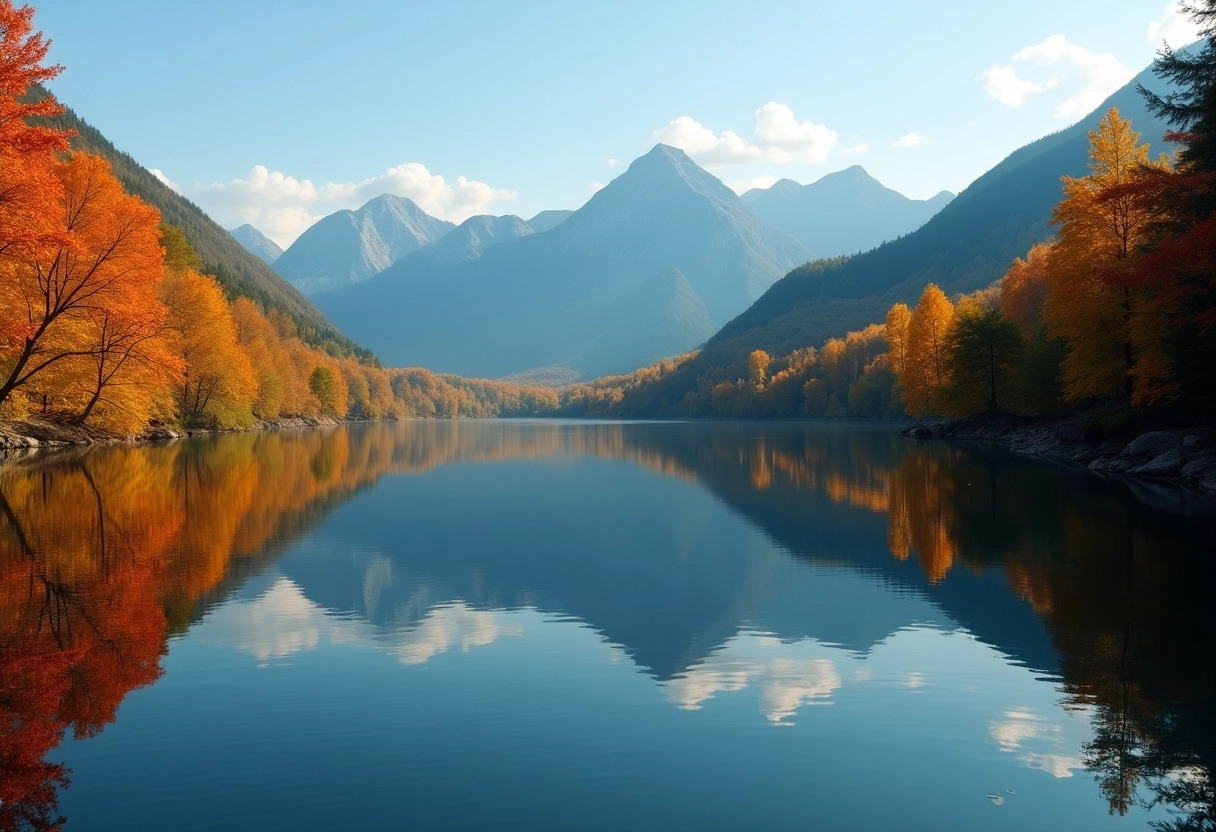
[6,1,1215,434]
[0,5,559,433]
[568,84,1216,427]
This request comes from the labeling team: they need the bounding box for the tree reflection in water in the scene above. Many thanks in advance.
[0,422,1211,830]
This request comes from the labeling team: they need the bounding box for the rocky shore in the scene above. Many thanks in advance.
[902,413,1216,500]
[0,415,343,458]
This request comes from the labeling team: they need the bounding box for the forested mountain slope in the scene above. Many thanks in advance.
[36,88,368,357]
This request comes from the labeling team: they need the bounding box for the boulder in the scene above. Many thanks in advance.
[1134,446,1184,477]
[1121,431,1181,460]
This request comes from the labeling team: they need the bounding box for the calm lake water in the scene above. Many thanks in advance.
[1,420,1213,832]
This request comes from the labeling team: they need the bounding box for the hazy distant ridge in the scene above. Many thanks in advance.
[317,144,811,378]
[228,223,284,265]
[741,167,954,256]
[274,194,455,295]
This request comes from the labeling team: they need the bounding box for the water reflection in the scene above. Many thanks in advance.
[0,421,1212,830]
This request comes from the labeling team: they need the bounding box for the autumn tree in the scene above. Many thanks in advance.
[747,349,770,390]
[884,303,911,375]
[309,365,339,417]
[899,284,955,417]
[0,1,69,261]
[999,243,1053,335]
[57,302,180,433]
[1043,109,1170,403]
[0,153,172,424]
[161,267,257,427]
[1120,3,1216,416]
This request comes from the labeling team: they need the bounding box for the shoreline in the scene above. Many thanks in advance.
[903,413,1216,502]
[6,413,1216,505]
[0,415,348,459]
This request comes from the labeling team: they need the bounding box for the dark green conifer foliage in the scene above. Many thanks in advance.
[945,308,1026,414]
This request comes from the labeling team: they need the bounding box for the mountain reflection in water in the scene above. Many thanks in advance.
[0,421,1212,831]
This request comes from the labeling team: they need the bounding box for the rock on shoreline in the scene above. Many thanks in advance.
[0,415,344,455]
[901,414,1216,498]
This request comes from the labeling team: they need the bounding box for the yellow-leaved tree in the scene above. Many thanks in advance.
[899,284,955,417]
[1043,108,1170,402]
[160,267,257,427]
[884,303,911,377]
[999,243,1053,336]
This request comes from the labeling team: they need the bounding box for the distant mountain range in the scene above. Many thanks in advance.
[401,213,536,269]
[526,209,573,232]
[316,144,812,378]
[273,194,456,295]
[618,59,1175,411]
[741,167,954,256]
[228,223,284,265]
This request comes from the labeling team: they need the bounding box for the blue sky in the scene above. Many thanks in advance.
[36,0,1200,247]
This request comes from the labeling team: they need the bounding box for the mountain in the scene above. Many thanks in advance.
[273,194,455,295]
[228,223,284,265]
[626,60,1174,405]
[36,89,365,358]
[741,167,954,256]
[317,144,811,378]
[526,209,574,232]
[399,214,535,268]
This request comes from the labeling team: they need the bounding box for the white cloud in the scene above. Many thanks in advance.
[1147,1,1203,47]
[150,168,181,194]
[988,708,1080,778]
[664,633,843,725]
[752,102,838,162]
[892,132,929,148]
[652,115,763,165]
[586,181,607,194]
[989,708,1048,751]
[840,143,869,157]
[1021,753,1083,779]
[196,576,522,665]
[392,602,523,666]
[726,174,780,194]
[982,35,1134,120]
[604,156,623,168]
[193,162,517,248]
[981,65,1056,107]
[651,102,837,168]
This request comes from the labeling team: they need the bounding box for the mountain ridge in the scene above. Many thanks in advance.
[228,223,284,265]
[606,60,1175,413]
[274,194,455,295]
[35,88,367,357]
[741,165,956,257]
[317,144,811,378]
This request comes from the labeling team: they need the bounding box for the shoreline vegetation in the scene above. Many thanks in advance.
[3,410,1214,503]
[3,6,1214,508]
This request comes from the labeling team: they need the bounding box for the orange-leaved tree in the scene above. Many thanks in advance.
[1042,108,1170,402]
[1,1,74,410]
[0,153,172,422]
[0,1,69,260]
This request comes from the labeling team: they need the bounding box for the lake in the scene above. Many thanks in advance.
[1,420,1212,831]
